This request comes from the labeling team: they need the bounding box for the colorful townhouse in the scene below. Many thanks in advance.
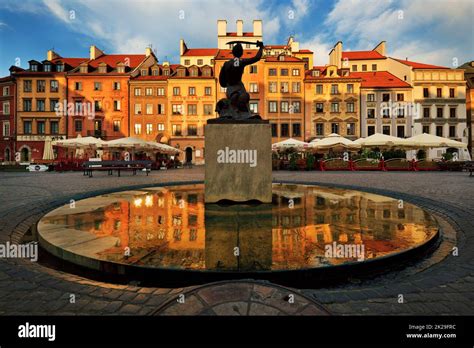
[0,76,15,162]
[459,61,474,157]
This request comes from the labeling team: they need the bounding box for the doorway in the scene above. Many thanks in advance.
[185,147,193,164]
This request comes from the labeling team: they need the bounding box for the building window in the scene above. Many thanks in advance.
[269,82,277,93]
[422,125,430,134]
[157,123,165,131]
[172,124,182,136]
[352,65,357,72]
[331,102,339,113]
[113,120,120,132]
[347,123,355,136]
[437,88,442,98]
[56,64,64,72]
[316,84,323,94]
[291,101,301,113]
[30,64,38,72]
[292,123,301,137]
[436,126,443,137]
[367,93,375,102]
[184,59,190,66]
[396,93,404,101]
[173,87,180,96]
[249,102,258,114]
[280,69,288,76]
[145,123,153,134]
[157,87,165,96]
[23,80,32,92]
[423,107,430,118]
[134,104,142,114]
[141,69,147,76]
[249,83,258,93]
[347,84,354,93]
[316,103,324,113]
[312,70,320,77]
[292,82,301,93]
[114,100,121,111]
[382,93,390,102]
[281,101,289,113]
[172,104,183,115]
[367,109,375,118]
[134,88,141,96]
[37,80,46,93]
[397,107,405,118]
[382,108,390,118]
[346,102,355,113]
[271,123,277,137]
[281,123,289,137]
[37,121,45,134]
[449,88,455,98]
[145,87,153,96]
[24,120,32,134]
[203,104,213,115]
[152,69,159,76]
[331,123,339,134]
[450,107,456,118]
[94,82,102,91]
[50,80,59,92]
[269,101,277,113]
[37,99,45,111]
[292,69,300,76]
[437,107,443,118]
[2,121,10,136]
[134,124,142,135]
[397,126,405,138]
[280,82,289,93]
[187,125,197,136]
[250,66,257,74]
[367,126,375,136]
[94,100,102,112]
[74,120,82,132]
[204,87,212,96]
[3,102,10,115]
[269,68,277,76]
[188,87,196,96]
[23,99,32,112]
[75,82,82,91]
[49,99,58,112]
[362,64,367,71]
[382,125,390,135]
[158,104,165,114]
[113,82,121,90]
[316,123,324,136]
[372,64,377,71]
[197,59,203,65]
[146,104,153,115]
[449,125,456,137]
[423,88,429,98]
[187,104,197,115]
[50,121,59,134]
[330,84,339,94]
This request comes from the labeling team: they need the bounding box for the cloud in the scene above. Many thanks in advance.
[300,36,332,66]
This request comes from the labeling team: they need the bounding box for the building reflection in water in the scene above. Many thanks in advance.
[40,184,438,271]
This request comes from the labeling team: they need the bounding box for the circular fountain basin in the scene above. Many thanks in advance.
[37,183,439,287]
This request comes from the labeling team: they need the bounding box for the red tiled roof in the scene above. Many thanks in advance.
[133,75,170,81]
[342,51,386,60]
[182,48,219,57]
[296,49,313,53]
[226,32,255,37]
[89,54,146,68]
[392,58,448,69]
[51,58,88,67]
[266,45,287,49]
[350,71,411,88]
[265,56,304,62]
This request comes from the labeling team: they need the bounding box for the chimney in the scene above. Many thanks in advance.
[253,20,262,37]
[334,41,343,68]
[90,45,104,60]
[373,41,386,56]
[236,19,243,36]
[217,19,227,36]
[145,47,153,57]
[180,39,188,56]
[47,50,60,61]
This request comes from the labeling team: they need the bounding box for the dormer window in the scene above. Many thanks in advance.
[80,65,88,73]
[117,66,125,73]
[30,64,38,72]
[98,64,107,73]
[278,55,285,61]
[141,69,147,76]
[152,69,159,76]
[177,68,186,77]
[202,68,211,77]
[190,68,198,77]
[163,69,170,76]
[44,64,51,72]
[56,64,64,72]
[312,70,320,77]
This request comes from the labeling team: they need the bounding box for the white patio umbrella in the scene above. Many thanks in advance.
[310,133,361,151]
[355,133,412,148]
[53,136,105,148]
[42,137,55,160]
[406,133,467,149]
[272,138,310,151]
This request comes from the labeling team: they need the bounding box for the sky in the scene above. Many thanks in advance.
[0,0,473,76]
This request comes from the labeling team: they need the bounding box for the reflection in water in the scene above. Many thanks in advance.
[39,184,438,271]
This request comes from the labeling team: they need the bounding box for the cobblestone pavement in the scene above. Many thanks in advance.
[0,168,473,315]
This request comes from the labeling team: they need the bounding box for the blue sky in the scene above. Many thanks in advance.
[0,0,473,76]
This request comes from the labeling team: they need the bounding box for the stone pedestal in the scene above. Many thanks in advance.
[204,120,272,203]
